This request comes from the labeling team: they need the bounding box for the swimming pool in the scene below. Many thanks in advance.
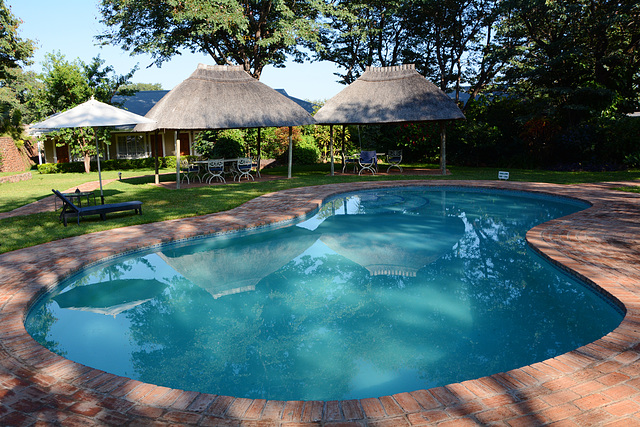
[25,187,624,402]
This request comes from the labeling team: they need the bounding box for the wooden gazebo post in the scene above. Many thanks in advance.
[329,125,334,176]
[175,130,181,189]
[440,122,447,175]
[154,130,160,185]
[287,126,293,179]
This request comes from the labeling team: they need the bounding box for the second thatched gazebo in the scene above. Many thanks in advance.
[314,64,465,175]
[135,64,316,186]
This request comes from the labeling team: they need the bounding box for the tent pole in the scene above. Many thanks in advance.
[440,122,447,175]
[175,130,181,189]
[154,130,160,185]
[287,126,293,179]
[329,125,334,176]
[94,127,105,205]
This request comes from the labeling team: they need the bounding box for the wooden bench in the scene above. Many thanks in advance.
[52,189,142,226]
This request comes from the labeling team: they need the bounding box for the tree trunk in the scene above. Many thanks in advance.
[84,153,91,173]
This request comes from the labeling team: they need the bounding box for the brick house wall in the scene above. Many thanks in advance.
[0,137,37,173]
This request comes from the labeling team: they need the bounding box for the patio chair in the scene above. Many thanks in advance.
[52,189,142,226]
[358,151,378,175]
[251,156,261,178]
[386,150,403,173]
[342,154,359,173]
[180,159,201,184]
[235,157,254,181]
[205,159,226,184]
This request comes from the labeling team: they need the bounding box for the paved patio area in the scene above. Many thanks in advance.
[0,180,639,426]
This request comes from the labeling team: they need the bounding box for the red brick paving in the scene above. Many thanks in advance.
[1,180,640,425]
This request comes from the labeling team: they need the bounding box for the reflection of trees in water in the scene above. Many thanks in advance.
[26,256,160,356]
[95,257,157,283]
[24,301,66,356]
[123,252,466,398]
[27,189,622,401]
[123,191,621,400]
[421,195,622,380]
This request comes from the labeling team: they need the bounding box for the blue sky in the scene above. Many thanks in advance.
[9,0,344,102]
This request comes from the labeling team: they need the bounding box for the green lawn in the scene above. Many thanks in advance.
[1,164,639,254]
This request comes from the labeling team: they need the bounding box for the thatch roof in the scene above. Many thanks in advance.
[314,64,465,125]
[135,64,316,132]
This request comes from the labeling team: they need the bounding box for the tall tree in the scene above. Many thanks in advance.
[315,1,414,84]
[408,0,506,104]
[0,0,35,135]
[315,0,506,105]
[500,0,640,118]
[98,0,327,80]
[36,53,136,173]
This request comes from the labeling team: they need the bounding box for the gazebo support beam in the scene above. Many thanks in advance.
[175,130,181,189]
[287,126,293,179]
[257,128,262,175]
[440,122,447,176]
[154,130,160,185]
[330,125,334,176]
[341,125,346,168]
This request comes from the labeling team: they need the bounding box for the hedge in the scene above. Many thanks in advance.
[36,156,193,174]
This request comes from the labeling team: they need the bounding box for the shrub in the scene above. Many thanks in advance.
[295,135,320,164]
[213,129,245,159]
[193,129,246,159]
[36,156,177,174]
[276,135,320,165]
[193,130,218,159]
[37,163,60,174]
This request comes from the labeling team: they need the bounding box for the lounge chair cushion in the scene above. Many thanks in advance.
[53,189,142,226]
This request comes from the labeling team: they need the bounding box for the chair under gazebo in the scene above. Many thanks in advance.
[314,64,465,175]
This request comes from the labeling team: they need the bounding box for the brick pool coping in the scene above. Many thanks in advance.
[1,180,639,426]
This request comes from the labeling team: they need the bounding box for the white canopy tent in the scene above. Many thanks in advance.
[31,97,156,203]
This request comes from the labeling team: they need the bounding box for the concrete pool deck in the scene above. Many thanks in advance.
[0,180,639,426]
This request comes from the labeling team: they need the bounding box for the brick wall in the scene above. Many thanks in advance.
[0,137,36,173]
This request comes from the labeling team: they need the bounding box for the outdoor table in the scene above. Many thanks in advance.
[55,191,96,210]
[192,159,248,181]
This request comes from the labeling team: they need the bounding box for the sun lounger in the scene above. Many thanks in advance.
[52,189,142,226]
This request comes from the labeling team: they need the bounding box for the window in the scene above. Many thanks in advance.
[116,135,149,159]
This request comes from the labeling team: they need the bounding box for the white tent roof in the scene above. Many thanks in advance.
[30,97,156,129]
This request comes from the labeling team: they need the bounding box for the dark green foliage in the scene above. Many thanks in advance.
[193,129,246,159]
[36,156,179,174]
[98,0,325,79]
[0,1,36,136]
[294,135,321,164]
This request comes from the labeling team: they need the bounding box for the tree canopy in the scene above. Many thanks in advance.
[33,53,137,173]
[97,0,327,79]
[0,0,35,135]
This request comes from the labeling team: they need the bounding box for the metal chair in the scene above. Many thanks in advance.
[180,159,201,184]
[205,159,226,184]
[235,157,254,181]
[251,156,261,178]
[342,154,359,173]
[386,150,403,173]
[358,151,377,175]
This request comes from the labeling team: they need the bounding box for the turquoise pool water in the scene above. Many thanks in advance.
[26,187,624,401]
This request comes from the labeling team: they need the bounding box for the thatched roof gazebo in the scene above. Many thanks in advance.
[135,64,316,185]
[314,64,465,175]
